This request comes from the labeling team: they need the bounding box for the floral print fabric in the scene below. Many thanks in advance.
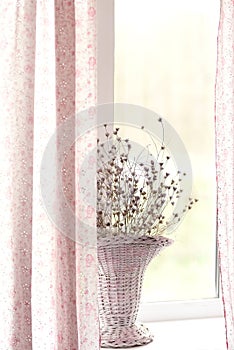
[215,0,234,349]
[0,0,99,349]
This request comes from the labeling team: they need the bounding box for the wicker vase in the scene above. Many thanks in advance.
[98,234,173,348]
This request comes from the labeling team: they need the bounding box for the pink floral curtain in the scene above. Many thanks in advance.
[0,1,99,349]
[215,0,234,349]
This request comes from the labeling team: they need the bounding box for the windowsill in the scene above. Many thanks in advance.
[105,317,227,350]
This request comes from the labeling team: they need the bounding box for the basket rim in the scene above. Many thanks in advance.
[97,234,173,247]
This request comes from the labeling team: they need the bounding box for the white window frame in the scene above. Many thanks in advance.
[138,298,223,322]
[97,0,224,322]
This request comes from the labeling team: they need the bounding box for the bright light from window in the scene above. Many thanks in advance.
[114,0,220,301]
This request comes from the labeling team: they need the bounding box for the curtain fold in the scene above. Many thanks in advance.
[0,1,99,349]
[215,0,234,349]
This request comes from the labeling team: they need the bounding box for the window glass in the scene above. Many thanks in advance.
[114,0,220,301]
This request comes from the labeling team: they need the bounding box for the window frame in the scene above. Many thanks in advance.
[97,0,223,322]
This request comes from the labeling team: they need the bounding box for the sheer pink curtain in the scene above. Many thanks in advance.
[0,1,99,349]
[215,0,234,349]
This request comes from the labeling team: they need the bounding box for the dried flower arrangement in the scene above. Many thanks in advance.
[97,119,197,238]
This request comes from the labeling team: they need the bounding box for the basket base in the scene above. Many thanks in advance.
[100,323,154,348]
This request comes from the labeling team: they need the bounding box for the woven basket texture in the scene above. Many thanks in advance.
[98,234,173,348]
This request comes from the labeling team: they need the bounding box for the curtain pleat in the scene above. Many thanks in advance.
[0,0,99,349]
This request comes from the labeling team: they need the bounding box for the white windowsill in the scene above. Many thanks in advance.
[105,318,227,350]
[138,299,224,322]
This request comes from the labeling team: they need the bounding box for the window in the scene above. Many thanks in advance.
[98,0,222,320]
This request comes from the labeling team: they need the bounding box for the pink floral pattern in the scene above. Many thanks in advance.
[215,0,234,349]
[0,0,99,349]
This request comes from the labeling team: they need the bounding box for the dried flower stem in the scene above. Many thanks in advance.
[97,122,197,237]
